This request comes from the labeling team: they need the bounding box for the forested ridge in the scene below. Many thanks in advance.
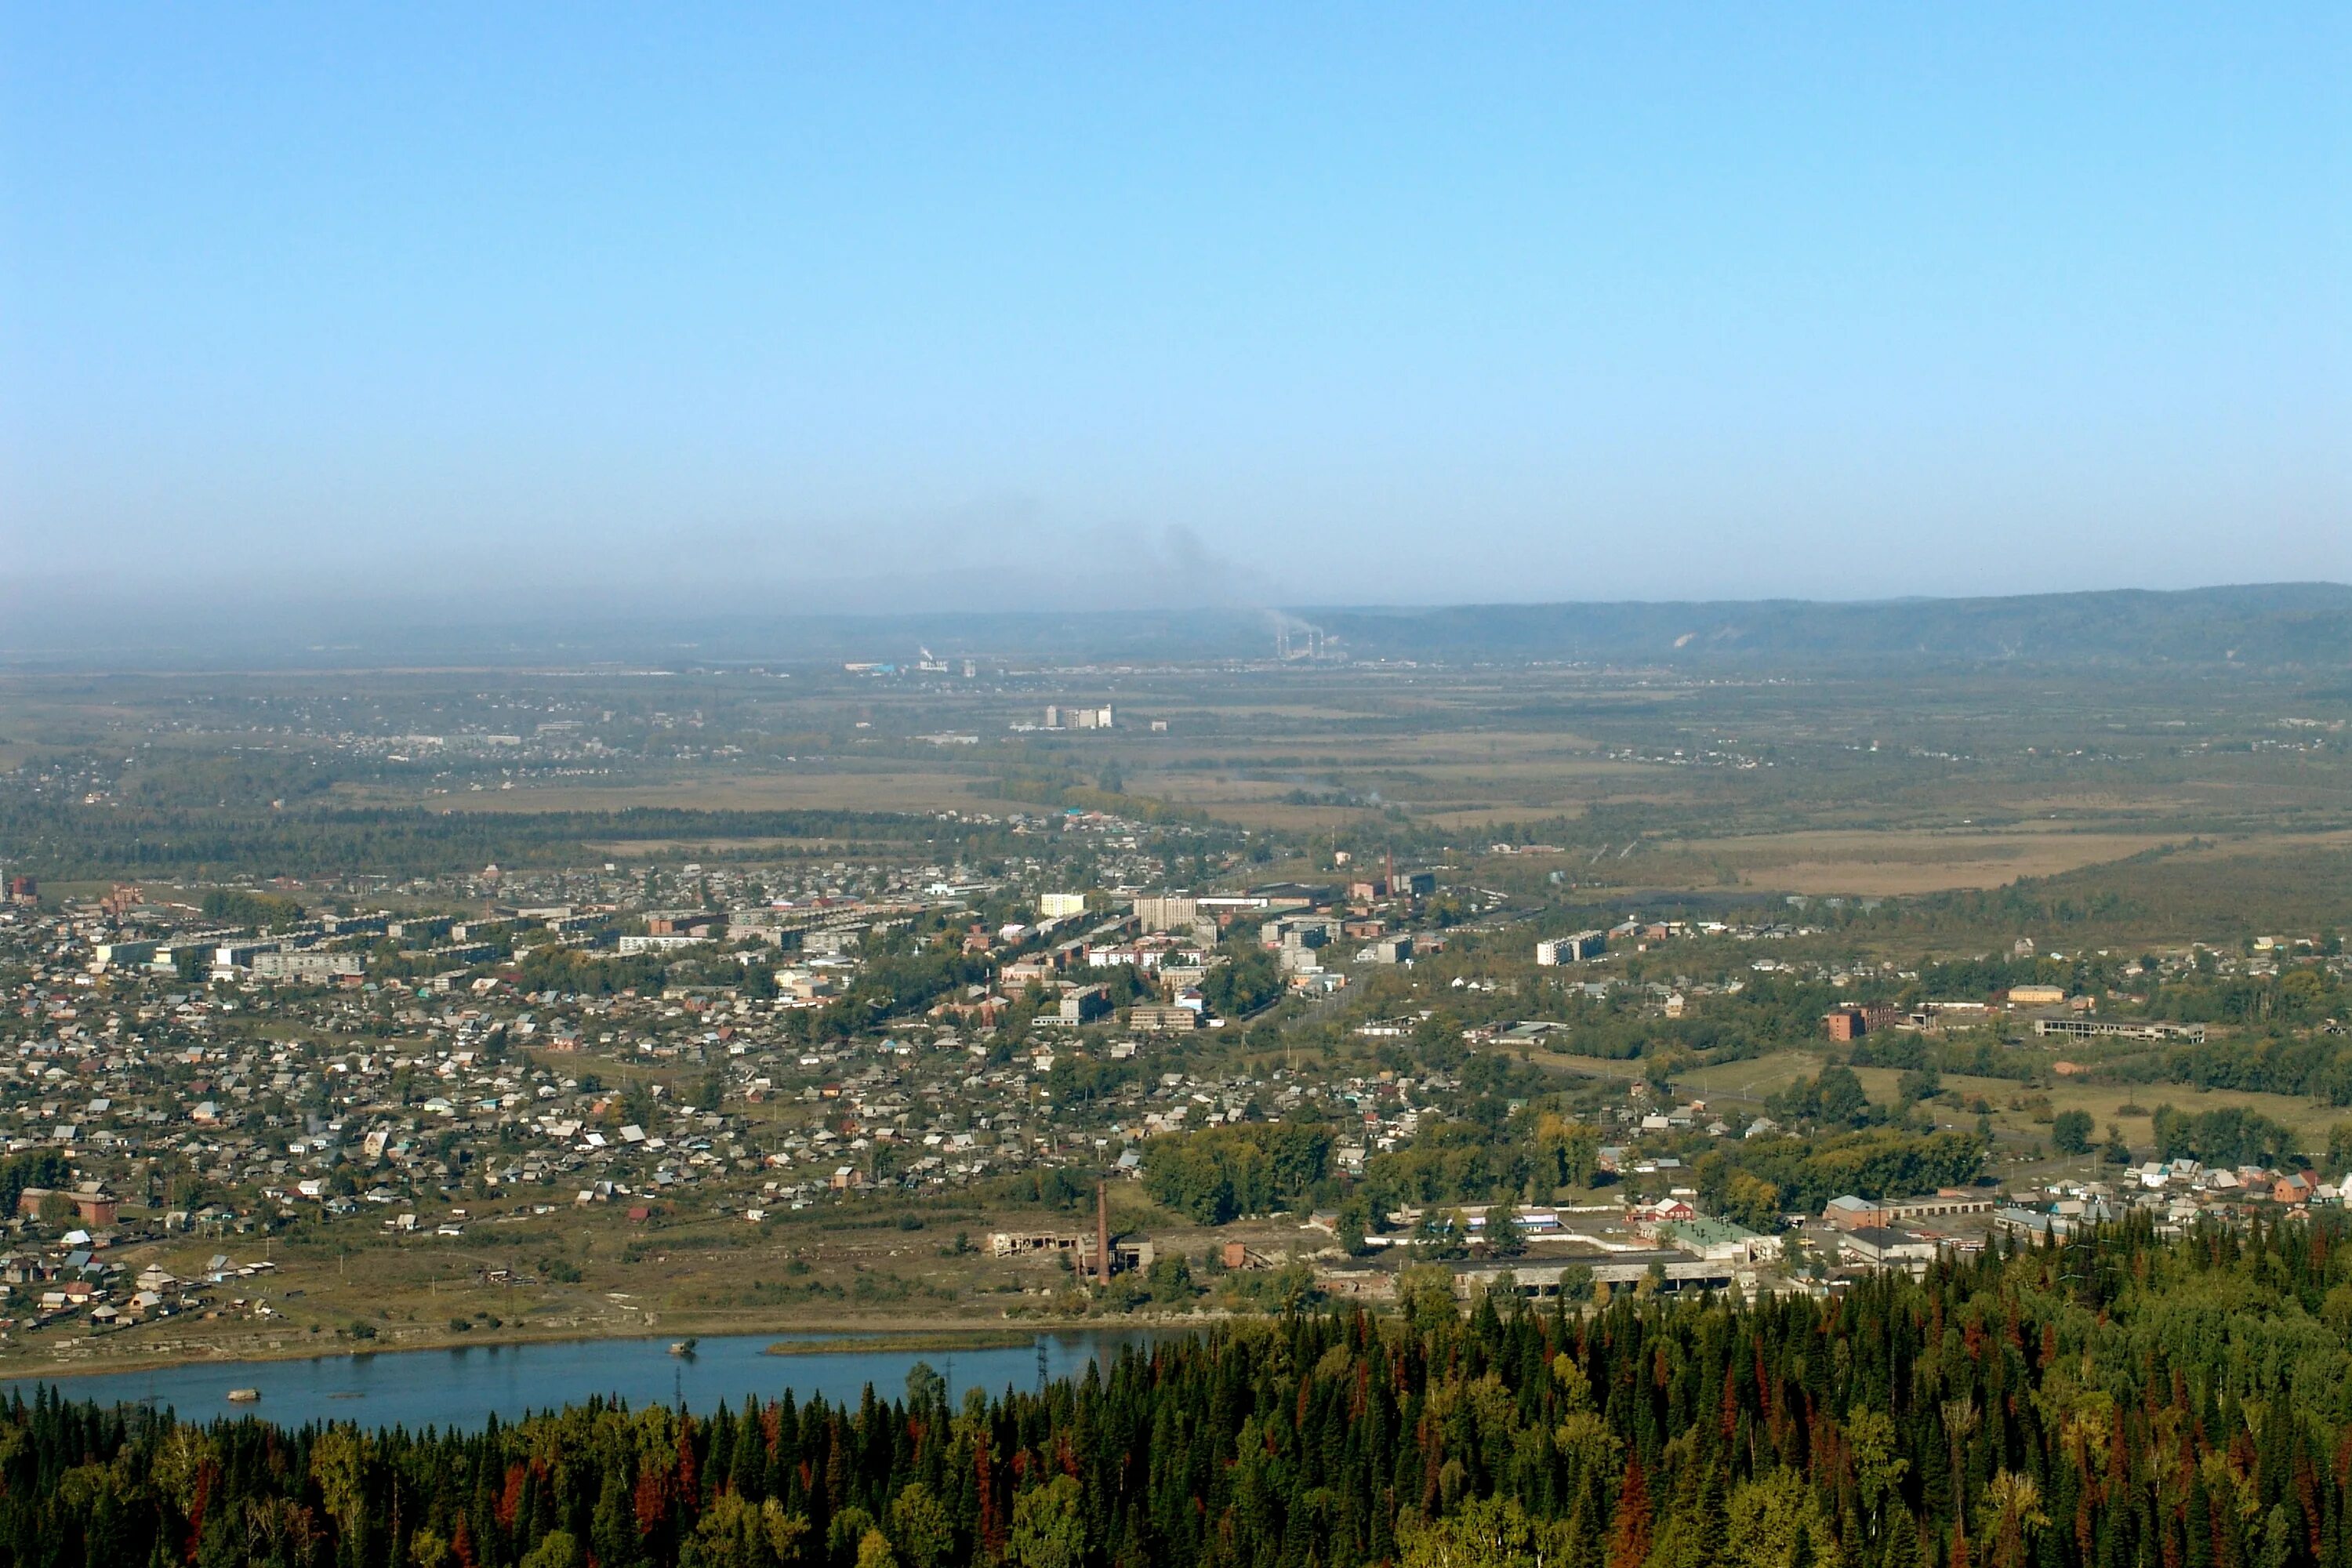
[13,1218,2352,1568]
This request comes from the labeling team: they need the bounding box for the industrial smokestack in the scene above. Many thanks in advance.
[1096,1180,1111,1284]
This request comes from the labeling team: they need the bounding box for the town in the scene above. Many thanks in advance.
[4,811,2344,1367]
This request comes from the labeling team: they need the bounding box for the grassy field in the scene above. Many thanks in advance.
[1535,1040,2347,1164]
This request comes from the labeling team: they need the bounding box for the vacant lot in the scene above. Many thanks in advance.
[1667,828,2184,895]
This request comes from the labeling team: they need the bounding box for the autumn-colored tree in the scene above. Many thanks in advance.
[1607,1457,1653,1568]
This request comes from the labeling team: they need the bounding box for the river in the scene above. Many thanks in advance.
[2,1328,1178,1431]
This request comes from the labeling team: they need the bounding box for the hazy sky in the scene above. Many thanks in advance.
[4,6,2347,612]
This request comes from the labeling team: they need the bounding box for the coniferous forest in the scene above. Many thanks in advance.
[11,1218,2352,1568]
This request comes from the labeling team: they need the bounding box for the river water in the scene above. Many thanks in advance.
[2,1328,1174,1431]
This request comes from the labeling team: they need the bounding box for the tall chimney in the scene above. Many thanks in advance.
[1096,1180,1111,1284]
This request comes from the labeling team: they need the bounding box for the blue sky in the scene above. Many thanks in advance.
[3,6,2347,610]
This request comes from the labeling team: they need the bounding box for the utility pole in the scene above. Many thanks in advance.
[1096,1179,1111,1286]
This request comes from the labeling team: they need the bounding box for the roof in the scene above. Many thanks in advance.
[1844,1226,1933,1250]
[1662,1218,1765,1245]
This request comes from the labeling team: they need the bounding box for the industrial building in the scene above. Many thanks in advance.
[2032,1017,2205,1044]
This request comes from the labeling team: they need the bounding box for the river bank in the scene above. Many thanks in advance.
[0,1304,1222,1384]
[764,1328,1039,1355]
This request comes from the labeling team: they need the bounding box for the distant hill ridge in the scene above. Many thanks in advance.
[1311,582,2352,667]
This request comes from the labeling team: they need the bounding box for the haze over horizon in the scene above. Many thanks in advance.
[5,7,2349,616]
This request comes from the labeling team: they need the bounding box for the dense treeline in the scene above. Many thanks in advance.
[112,751,354,809]
[1846,1034,2048,1087]
[510,946,678,998]
[1144,1123,1334,1224]
[1200,943,1285,1021]
[1142,1102,1609,1230]
[2122,1029,2352,1106]
[2148,1104,2299,1170]
[17,1219,2352,1567]
[0,1149,71,1223]
[199,887,307,930]
[0,800,1014,880]
[1695,1127,1988,1228]
[1358,1114,1603,1214]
